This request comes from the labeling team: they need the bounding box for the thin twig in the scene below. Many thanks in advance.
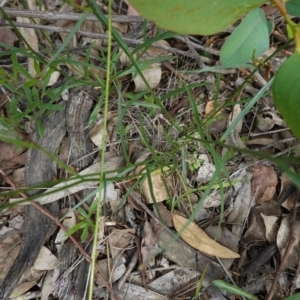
[0,19,200,60]
[2,7,143,23]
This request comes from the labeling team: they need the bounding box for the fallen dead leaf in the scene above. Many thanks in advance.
[250,164,278,205]
[172,214,240,259]
[95,257,126,288]
[205,100,223,116]
[228,168,252,224]
[0,26,18,46]
[135,165,170,203]
[277,216,300,269]
[261,213,279,244]
[17,16,39,77]
[134,64,162,92]
[141,221,159,267]
[256,107,285,131]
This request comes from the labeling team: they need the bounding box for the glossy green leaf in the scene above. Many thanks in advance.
[220,8,269,65]
[273,51,300,140]
[212,280,258,300]
[128,0,266,35]
[286,0,300,17]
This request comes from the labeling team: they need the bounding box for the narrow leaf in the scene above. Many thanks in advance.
[128,0,265,35]
[273,52,300,140]
[172,214,240,259]
[212,280,258,300]
[220,8,269,65]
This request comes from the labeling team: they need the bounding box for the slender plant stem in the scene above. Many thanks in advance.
[88,0,114,299]
[272,0,300,51]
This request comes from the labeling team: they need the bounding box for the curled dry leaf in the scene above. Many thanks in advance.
[172,214,240,259]
[256,107,285,131]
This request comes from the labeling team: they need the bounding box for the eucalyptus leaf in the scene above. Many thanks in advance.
[273,51,300,140]
[286,0,300,17]
[220,8,269,65]
[128,0,265,35]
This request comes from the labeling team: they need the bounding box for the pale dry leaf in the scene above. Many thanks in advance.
[0,142,25,163]
[112,21,128,34]
[0,26,18,46]
[95,257,126,288]
[114,283,168,300]
[261,213,279,244]
[33,246,60,270]
[156,225,197,269]
[277,216,300,269]
[55,210,76,253]
[141,221,159,266]
[0,228,22,283]
[127,4,140,16]
[222,104,246,156]
[256,107,285,131]
[205,100,223,116]
[196,160,216,183]
[228,168,252,224]
[10,168,25,189]
[8,214,23,231]
[10,157,124,205]
[246,138,275,146]
[108,228,135,259]
[172,214,240,259]
[250,164,278,204]
[90,118,107,148]
[135,165,169,203]
[205,226,240,269]
[13,278,41,298]
[154,203,173,227]
[134,65,162,92]
[46,71,61,87]
[244,201,280,243]
[16,16,39,77]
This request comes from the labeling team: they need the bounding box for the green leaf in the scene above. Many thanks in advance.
[212,280,258,300]
[273,51,300,140]
[286,0,300,17]
[128,0,266,35]
[220,8,269,65]
[285,293,300,300]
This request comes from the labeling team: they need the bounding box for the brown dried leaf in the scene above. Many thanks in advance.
[250,164,278,205]
[172,214,240,259]
[0,26,18,46]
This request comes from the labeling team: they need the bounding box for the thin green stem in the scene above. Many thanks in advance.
[272,0,300,51]
[88,0,112,298]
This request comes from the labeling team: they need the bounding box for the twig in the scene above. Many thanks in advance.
[117,252,138,289]
[2,7,143,23]
[266,190,299,300]
[0,19,200,60]
[0,168,118,300]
